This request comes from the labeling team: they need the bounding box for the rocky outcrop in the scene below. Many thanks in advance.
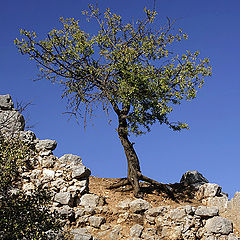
[1,94,240,240]
[0,94,25,136]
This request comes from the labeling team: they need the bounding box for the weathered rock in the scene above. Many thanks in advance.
[43,169,55,180]
[19,130,36,143]
[80,194,100,208]
[198,183,222,198]
[145,206,168,217]
[59,154,82,165]
[117,199,131,210]
[180,171,208,185]
[54,192,72,205]
[0,110,25,134]
[195,206,219,217]
[108,225,122,240]
[35,139,57,152]
[88,216,105,228]
[205,216,233,235]
[57,205,75,220]
[72,165,91,179]
[130,224,144,238]
[70,228,93,240]
[130,199,150,213]
[0,94,14,110]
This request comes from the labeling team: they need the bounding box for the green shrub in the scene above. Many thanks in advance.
[0,137,62,240]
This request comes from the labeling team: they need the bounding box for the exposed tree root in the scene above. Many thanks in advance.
[108,174,175,200]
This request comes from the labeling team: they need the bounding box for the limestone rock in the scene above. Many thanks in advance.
[0,110,25,134]
[205,216,233,235]
[89,216,105,228]
[130,199,150,213]
[59,154,82,165]
[54,192,72,205]
[70,228,93,240]
[195,206,219,217]
[35,139,57,152]
[72,165,91,179]
[198,183,222,198]
[0,94,14,110]
[80,194,100,208]
[180,171,208,185]
[130,224,144,238]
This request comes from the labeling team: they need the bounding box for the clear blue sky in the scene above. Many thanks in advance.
[1,0,240,198]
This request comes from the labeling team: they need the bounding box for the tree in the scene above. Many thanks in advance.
[15,5,211,197]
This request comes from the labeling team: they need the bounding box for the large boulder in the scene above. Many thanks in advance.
[180,170,208,186]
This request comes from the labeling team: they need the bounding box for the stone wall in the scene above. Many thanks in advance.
[0,94,240,240]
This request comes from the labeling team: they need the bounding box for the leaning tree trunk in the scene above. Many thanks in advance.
[109,110,175,199]
[117,114,142,197]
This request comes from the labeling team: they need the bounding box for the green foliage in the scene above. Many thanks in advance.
[0,137,62,240]
[15,4,211,135]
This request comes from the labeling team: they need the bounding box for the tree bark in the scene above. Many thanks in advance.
[117,114,142,197]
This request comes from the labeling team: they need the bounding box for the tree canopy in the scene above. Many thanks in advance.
[15,5,211,197]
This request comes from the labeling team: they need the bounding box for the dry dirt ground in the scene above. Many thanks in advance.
[87,176,240,239]
[89,176,202,208]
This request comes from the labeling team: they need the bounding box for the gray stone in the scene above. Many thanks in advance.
[57,205,75,219]
[72,165,91,179]
[43,169,55,180]
[54,192,72,205]
[59,154,82,165]
[117,199,131,210]
[108,225,122,240]
[80,194,100,208]
[180,171,208,185]
[35,139,57,152]
[130,224,144,238]
[169,207,187,220]
[205,216,233,235]
[145,206,168,217]
[70,228,93,240]
[0,94,14,110]
[130,199,150,213]
[195,206,219,217]
[198,183,222,198]
[19,130,36,143]
[89,216,105,228]
[0,110,25,134]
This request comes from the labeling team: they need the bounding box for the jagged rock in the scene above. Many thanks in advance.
[130,224,144,238]
[205,216,233,235]
[89,216,105,228]
[35,139,57,152]
[43,169,55,180]
[80,194,100,208]
[19,130,36,143]
[0,94,14,110]
[169,207,187,220]
[145,206,168,217]
[108,225,122,240]
[180,171,208,186]
[195,206,219,217]
[117,199,131,210]
[72,165,91,179]
[57,205,75,219]
[197,183,222,199]
[0,110,25,135]
[59,154,82,165]
[54,192,72,205]
[130,199,150,213]
[70,228,93,240]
